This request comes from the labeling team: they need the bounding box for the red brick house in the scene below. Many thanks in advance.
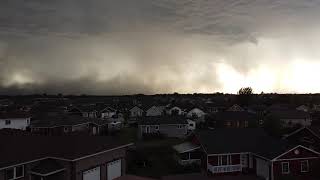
[0,135,133,180]
[182,128,320,180]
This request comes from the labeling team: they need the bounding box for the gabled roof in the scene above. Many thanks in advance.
[129,106,144,112]
[173,142,200,153]
[211,111,257,122]
[101,106,117,113]
[227,104,244,112]
[285,126,320,140]
[139,116,188,125]
[196,128,290,159]
[0,135,133,169]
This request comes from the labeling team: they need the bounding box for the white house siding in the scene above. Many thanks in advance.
[159,124,187,138]
[0,118,30,130]
[130,107,143,117]
[146,106,163,116]
[139,124,187,138]
[101,112,116,119]
[256,157,270,180]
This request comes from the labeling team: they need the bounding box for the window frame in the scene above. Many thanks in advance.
[178,124,184,129]
[6,165,24,180]
[301,160,309,172]
[64,127,69,133]
[218,155,232,166]
[5,119,11,125]
[281,162,290,174]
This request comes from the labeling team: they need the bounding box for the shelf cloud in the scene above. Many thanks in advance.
[1,0,320,94]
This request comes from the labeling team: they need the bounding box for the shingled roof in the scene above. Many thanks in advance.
[195,128,290,159]
[0,135,133,169]
[139,116,188,125]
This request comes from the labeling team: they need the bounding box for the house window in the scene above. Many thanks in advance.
[244,121,249,127]
[6,165,24,180]
[64,127,69,133]
[301,160,309,172]
[5,120,11,125]
[259,119,264,125]
[281,162,290,174]
[218,155,232,166]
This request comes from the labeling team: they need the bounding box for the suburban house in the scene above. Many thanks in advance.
[284,126,320,152]
[129,106,144,118]
[145,106,165,117]
[138,116,188,139]
[0,135,133,180]
[173,142,201,165]
[68,105,99,118]
[176,128,320,180]
[0,112,31,130]
[30,115,109,135]
[101,107,117,119]
[206,111,258,129]
[227,104,245,112]
[267,110,312,128]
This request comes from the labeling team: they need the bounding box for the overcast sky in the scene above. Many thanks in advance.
[1,0,320,95]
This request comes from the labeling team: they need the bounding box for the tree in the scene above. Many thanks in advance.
[238,87,253,95]
[237,87,253,106]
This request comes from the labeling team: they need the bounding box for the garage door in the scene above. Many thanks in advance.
[83,166,100,180]
[107,159,122,180]
[256,158,269,180]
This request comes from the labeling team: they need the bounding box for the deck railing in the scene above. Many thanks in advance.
[208,164,242,173]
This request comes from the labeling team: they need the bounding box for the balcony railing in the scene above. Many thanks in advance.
[208,164,242,174]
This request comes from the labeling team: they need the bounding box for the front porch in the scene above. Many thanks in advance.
[173,142,201,165]
[208,164,242,174]
[207,153,254,175]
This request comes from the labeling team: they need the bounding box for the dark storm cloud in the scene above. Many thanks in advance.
[1,0,320,94]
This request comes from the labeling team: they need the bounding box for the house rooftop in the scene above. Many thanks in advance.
[0,112,31,119]
[210,111,257,122]
[139,116,188,125]
[195,128,290,159]
[30,158,65,176]
[0,135,133,169]
[173,142,200,153]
